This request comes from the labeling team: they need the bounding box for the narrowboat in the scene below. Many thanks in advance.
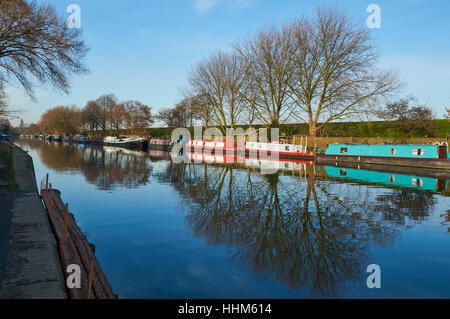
[63,136,76,143]
[246,141,315,161]
[103,136,148,150]
[149,137,172,149]
[317,143,450,170]
[184,151,314,171]
[76,135,91,144]
[185,140,316,161]
[50,135,63,143]
[0,134,10,142]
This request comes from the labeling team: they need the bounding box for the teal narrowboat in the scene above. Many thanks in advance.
[317,143,450,170]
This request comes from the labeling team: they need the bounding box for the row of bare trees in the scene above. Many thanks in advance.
[183,7,401,136]
[81,94,154,132]
[155,96,201,130]
[29,94,154,135]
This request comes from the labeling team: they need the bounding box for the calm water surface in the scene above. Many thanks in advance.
[15,139,450,298]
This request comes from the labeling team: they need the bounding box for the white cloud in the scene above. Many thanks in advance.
[193,0,220,14]
[230,0,250,9]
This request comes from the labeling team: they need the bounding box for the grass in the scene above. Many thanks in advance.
[84,119,450,140]
[0,142,18,191]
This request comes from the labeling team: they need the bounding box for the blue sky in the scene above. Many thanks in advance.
[7,0,450,125]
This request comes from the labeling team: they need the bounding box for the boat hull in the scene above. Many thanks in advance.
[149,144,172,150]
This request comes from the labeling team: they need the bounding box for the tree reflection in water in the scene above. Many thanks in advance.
[17,139,440,296]
[158,161,436,297]
[17,139,152,190]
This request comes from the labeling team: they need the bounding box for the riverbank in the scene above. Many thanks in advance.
[78,119,450,140]
[0,141,67,298]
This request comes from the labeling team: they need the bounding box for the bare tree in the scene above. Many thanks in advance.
[0,0,88,98]
[174,97,197,128]
[188,51,248,133]
[445,108,450,122]
[0,85,6,117]
[155,107,176,129]
[95,94,118,131]
[377,98,437,141]
[19,118,24,134]
[112,103,127,130]
[188,93,213,127]
[122,100,154,132]
[287,7,401,136]
[235,25,295,126]
[81,100,102,131]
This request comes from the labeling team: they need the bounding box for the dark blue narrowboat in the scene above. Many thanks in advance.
[317,143,450,170]
[0,134,10,142]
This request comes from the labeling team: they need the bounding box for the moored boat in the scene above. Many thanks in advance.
[149,137,171,149]
[103,136,148,150]
[63,136,76,143]
[51,135,63,143]
[76,135,91,144]
[185,139,316,161]
[317,143,450,170]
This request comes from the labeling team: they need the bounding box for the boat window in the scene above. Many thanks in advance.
[285,146,290,152]
[339,169,347,176]
[412,178,423,187]
[391,148,396,155]
[390,175,395,183]
[413,149,424,156]
[340,148,348,154]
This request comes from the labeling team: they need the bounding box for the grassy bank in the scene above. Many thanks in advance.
[0,142,18,191]
[84,119,450,140]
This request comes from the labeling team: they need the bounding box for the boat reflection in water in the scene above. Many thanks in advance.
[18,139,152,190]
[14,138,450,298]
[323,163,449,195]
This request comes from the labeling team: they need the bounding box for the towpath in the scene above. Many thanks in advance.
[0,142,67,298]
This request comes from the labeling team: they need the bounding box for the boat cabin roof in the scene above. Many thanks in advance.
[325,143,448,159]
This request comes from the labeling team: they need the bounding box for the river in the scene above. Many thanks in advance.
[14,138,450,298]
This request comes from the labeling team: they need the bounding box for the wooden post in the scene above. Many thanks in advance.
[62,203,69,246]
[87,261,95,299]
[48,183,53,214]
[45,174,49,191]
